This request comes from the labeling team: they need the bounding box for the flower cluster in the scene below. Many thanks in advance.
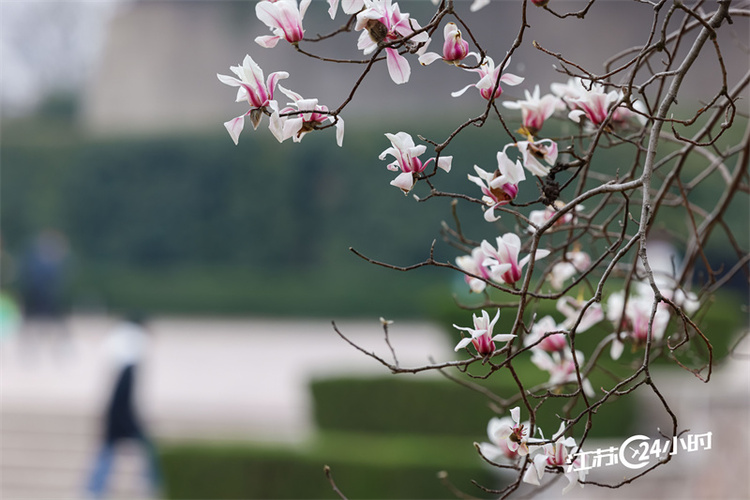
[480,408,587,495]
[211,1,724,497]
[456,233,550,291]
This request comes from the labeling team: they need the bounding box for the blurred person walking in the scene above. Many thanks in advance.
[18,228,71,355]
[86,314,162,499]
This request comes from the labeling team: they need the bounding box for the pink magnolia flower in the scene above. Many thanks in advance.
[452,54,524,101]
[502,85,563,135]
[524,315,567,352]
[467,151,526,222]
[552,78,646,128]
[606,283,670,360]
[492,407,530,456]
[355,0,429,84]
[269,86,344,146]
[513,139,558,177]
[557,295,604,333]
[418,23,469,66]
[255,0,310,48]
[523,423,586,494]
[547,249,591,290]
[453,309,515,356]
[530,348,594,397]
[528,201,581,233]
[379,131,451,193]
[479,414,529,462]
[480,233,550,285]
[455,246,504,294]
[217,55,289,145]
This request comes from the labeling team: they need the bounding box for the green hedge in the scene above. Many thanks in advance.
[311,375,637,440]
[160,433,498,499]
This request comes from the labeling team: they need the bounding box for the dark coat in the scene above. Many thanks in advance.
[104,364,144,443]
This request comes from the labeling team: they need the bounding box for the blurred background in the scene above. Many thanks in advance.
[1,0,748,498]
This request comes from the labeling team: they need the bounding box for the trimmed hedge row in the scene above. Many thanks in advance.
[160,433,499,499]
[311,375,638,440]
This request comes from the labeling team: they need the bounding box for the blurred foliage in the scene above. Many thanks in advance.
[1,113,746,321]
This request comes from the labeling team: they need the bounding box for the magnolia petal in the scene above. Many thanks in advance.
[491,333,516,343]
[569,109,586,123]
[223,115,245,145]
[477,442,503,462]
[454,337,473,352]
[385,48,411,84]
[522,465,540,486]
[610,338,624,360]
[451,84,475,98]
[437,155,452,172]
[500,73,524,86]
[484,207,500,222]
[510,406,520,423]
[266,71,290,96]
[470,0,491,11]
[326,0,339,18]
[390,171,415,193]
[523,454,547,485]
[468,278,486,293]
[299,0,312,18]
[255,35,281,48]
[268,113,285,142]
[335,117,345,147]
[518,248,551,270]
[582,378,595,397]
[217,73,241,87]
[341,0,365,13]
[562,471,582,495]
[418,52,443,66]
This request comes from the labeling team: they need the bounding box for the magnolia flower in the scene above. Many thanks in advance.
[524,315,567,352]
[491,407,530,456]
[523,422,586,494]
[557,295,604,333]
[418,23,469,66]
[552,78,645,128]
[607,284,671,360]
[513,139,558,177]
[479,415,528,462]
[528,201,581,233]
[531,348,595,397]
[255,0,310,48]
[468,151,526,222]
[452,54,524,101]
[269,86,344,146]
[547,249,591,290]
[453,309,515,356]
[455,246,503,294]
[502,85,563,135]
[355,0,429,84]
[217,55,289,145]
[481,233,550,285]
[379,131,451,193]
[325,0,364,18]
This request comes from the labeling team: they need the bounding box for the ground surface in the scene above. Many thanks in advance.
[1,315,748,499]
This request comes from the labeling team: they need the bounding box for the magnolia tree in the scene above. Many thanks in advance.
[218,0,748,497]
